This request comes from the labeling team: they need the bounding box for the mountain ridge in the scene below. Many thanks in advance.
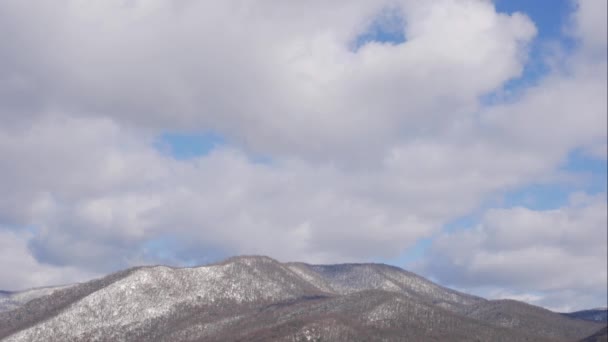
[0,255,605,341]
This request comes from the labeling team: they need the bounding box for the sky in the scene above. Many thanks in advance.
[0,0,606,312]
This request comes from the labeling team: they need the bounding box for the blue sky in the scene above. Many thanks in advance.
[0,0,605,311]
[156,132,225,160]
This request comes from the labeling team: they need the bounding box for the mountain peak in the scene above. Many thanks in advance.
[222,254,281,265]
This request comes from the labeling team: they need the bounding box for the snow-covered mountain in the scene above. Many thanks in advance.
[0,285,74,313]
[0,256,605,341]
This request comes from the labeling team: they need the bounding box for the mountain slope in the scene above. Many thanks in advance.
[287,262,484,312]
[0,256,604,342]
[579,326,608,342]
[463,299,604,341]
[0,267,138,339]
[0,285,75,313]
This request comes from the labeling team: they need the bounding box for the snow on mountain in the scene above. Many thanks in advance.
[0,285,74,313]
[0,256,604,342]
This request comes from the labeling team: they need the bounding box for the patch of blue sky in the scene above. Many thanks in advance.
[155,131,225,160]
[502,183,581,211]
[154,131,276,165]
[142,236,179,264]
[435,196,508,236]
[443,211,486,232]
[351,8,406,52]
[0,223,40,234]
[249,154,274,165]
[503,149,607,210]
[560,148,607,196]
[483,0,576,105]
[0,207,43,233]
[379,237,434,269]
[391,149,606,268]
[142,235,228,267]
[24,225,40,235]
[495,0,574,41]
[563,148,608,177]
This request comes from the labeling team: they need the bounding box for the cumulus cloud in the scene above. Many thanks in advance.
[0,228,98,291]
[569,0,608,56]
[420,193,607,311]
[0,0,605,311]
[0,0,537,161]
[0,113,568,273]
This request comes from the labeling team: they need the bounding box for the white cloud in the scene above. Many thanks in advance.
[420,193,607,310]
[0,228,98,291]
[0,0,604,309]
[0,113,568,274]
[570,0,608,56]
[0,0,537,161]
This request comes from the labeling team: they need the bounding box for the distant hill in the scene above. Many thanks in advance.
[0,256,605,341]
[563,308,608,322]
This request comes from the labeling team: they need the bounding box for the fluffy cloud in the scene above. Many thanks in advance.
[420,193,607,311]
[0,0,605,311]
[0,0,536,161]
[0,113,567,273]
[0,228,98,290]
[0,117,503,269]
[570,0,608,56]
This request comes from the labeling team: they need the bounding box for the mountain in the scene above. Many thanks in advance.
[579,326,608,342]
[563,308,608,322]
[0,285,74,313]
[0,256,605,341]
